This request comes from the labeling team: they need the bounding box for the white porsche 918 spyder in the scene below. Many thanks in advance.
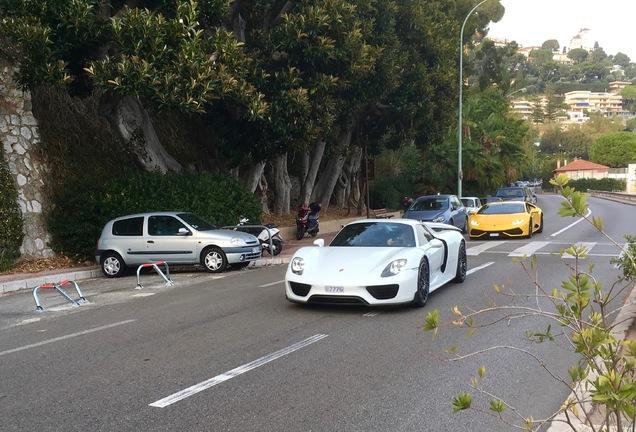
[285,219,467,307]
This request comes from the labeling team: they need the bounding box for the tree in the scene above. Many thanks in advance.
[589,132,636,167]
[567,48,589,64]
[627,117,636,133]
[613,52,632,68]
[541,39,559,52]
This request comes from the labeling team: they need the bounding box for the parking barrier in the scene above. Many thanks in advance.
[33,279,87,312]
[136,261,174,290]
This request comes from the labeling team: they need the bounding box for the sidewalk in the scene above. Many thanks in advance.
[0,213,374,295]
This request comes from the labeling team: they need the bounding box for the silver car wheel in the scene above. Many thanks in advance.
[202,247,228,273]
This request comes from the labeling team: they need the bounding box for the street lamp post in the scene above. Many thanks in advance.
[458,0,491,199]
[506,87,527,98]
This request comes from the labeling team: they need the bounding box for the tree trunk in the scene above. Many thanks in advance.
[298,139,326,205]
[270,153,291,215]
[311,126,354,210]
[334,146,362,208]
[242,162,266,193]
[98,93,182,173]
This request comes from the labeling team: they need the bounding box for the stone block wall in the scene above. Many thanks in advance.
[1,60,54,259]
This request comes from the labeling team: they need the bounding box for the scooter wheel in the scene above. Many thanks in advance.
[310,232,317,238]
[270,239,283,256]
[296,227,305,240]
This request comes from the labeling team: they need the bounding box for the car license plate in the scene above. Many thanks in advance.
[489,233,500,237]
[252,247,260,253]
[325,286,344,293]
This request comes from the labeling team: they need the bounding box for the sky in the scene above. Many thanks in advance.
[487,0,636,61]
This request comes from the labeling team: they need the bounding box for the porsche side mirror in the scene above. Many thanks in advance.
[313,239,325,247]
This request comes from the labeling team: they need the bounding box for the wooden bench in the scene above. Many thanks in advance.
[372,208,394,219]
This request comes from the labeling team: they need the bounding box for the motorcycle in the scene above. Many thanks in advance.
[236,217,283,256]
[296,202,321,240]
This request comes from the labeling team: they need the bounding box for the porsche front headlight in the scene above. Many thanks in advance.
[432,216,445,223]
[511,219,525,226]
[381,259,408,277]
[291,257,305,275]
[471,219,480,226]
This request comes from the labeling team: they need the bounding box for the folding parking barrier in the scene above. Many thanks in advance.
[135,261,174,290]
[33,279,87,312]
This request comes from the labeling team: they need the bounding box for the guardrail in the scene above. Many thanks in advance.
[587,190,636,205]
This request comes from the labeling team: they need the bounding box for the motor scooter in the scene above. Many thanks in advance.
[236,217,283,256]
[296,202,321,240]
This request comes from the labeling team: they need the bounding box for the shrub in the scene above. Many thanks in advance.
[46,170,261,259]
[568,177,626,192]
[0,156,24,271]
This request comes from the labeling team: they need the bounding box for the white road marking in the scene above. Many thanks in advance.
[259,280,284,287]
[551,208,592,237]
[133,293,156,297]
[467,262,494,275]
[466,241,507,256]
[508,241,551,257]
[149,334,329,408]
[363,311,382,317]
[561,242,597,259]
[0,320,136,357]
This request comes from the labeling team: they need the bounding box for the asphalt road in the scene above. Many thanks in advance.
[1,194,634,432]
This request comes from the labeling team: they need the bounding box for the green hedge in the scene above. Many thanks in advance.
[567,178,626,192]
[0,156,24,272]
[46,170,261,259]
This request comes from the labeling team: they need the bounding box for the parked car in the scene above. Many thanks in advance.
[468,201,543,239]
[460,196,481,213]
[480,196,504,205]
[494,186,537,204]
[403,194,468,233]
[285,219,467,307]
[95,212,262,277]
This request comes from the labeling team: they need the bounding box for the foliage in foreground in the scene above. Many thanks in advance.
[423,174,636,431]
[46,170,261,259]
[0,155,25,271]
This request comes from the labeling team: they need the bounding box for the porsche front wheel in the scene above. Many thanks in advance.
[537,215,544,233]
[527,221,533,238]
[413,258,430,307]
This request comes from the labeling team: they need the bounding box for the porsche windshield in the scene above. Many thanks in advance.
[330,222,416,247]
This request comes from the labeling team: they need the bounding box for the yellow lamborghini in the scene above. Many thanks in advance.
[468,201,543,239]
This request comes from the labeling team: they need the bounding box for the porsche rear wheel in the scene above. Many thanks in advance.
[413,258,430,307]
[453,241,467,283]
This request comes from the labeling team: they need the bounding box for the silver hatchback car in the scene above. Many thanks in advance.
[95,212,262,277]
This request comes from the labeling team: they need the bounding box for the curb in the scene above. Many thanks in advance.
[1,268,103,295]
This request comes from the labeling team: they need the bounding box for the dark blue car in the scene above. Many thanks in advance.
[402,194,468,233]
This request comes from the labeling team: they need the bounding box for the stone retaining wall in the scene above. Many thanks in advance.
[1,60,53,259]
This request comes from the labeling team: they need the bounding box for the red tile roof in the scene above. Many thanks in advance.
[554,159,608,173]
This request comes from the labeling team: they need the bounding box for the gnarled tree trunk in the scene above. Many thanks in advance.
[298,139,326,205]
[311,124,355,210]
[98,93,182,173]
[269,153,291,215]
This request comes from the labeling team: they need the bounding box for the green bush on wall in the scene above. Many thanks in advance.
[46,170,261,260]
[0,156,24,272]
